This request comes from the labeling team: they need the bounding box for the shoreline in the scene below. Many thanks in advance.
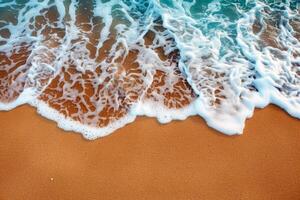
[0,104,299,199]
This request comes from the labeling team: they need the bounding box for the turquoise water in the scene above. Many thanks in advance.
[0,0,299,139]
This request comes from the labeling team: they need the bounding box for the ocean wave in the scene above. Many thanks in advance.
[0,0,299,139]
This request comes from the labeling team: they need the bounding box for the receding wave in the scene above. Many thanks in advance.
[0,0,299,139]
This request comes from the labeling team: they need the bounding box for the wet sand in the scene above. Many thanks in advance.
[0,105,299,199]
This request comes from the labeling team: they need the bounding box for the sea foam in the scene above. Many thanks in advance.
[0,0,299,139]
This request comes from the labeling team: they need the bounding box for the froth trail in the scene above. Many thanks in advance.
[0,0,299,139]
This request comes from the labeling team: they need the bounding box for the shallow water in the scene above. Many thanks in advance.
[0,0,299,139]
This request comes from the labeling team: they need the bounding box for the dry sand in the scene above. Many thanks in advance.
[0,105,299,199]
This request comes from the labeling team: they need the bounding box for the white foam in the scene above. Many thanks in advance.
[0,0,299,139]
[132,100,197,124]
[31,99,136,140]
[153,0,299,135]
[0,88,36,111]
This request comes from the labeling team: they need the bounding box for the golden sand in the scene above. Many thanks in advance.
[0,105,299,199]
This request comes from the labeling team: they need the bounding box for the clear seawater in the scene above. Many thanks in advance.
[0,0,299,139]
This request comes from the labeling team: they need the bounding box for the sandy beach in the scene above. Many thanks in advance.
[1,1,300,199]
[0,105,299,199]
